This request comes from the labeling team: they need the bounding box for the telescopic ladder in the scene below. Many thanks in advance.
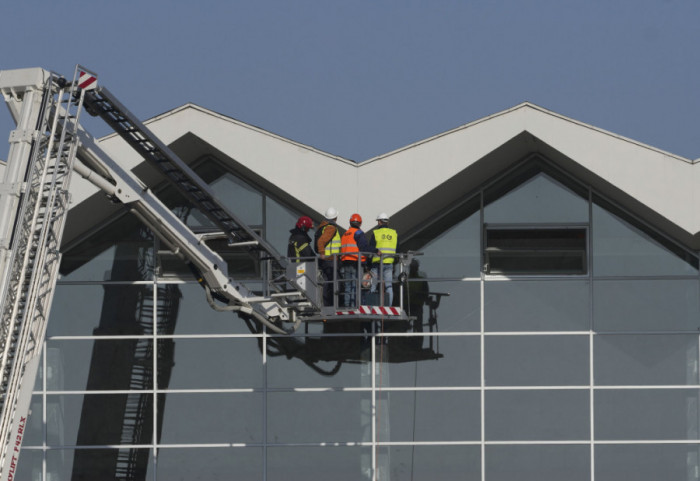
[0,67,87,481]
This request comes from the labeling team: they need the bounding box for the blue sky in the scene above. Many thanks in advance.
[1,0,699,162]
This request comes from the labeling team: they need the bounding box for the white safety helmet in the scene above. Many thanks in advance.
[376,212,389,222]
[324,207,338,220]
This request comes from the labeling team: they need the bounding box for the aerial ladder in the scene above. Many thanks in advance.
[0,66,412,479]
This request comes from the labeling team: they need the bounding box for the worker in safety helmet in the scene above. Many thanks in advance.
[340,213,377,307]
[315,207,341,306]
[369,212,399,306]
[288,216,315,262]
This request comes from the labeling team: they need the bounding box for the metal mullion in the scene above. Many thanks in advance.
[480,190,486,481]
[263,323,267,481]
[588,186,595,481]
[152,280,158,481]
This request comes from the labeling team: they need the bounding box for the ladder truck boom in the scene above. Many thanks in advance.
[0,66,413,480]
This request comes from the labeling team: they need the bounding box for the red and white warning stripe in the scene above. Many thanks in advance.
[335,305,402,316]
[78,71,97,90]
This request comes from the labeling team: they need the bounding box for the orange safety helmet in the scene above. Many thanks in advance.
[296,215,313,231]
[349,213,362,225]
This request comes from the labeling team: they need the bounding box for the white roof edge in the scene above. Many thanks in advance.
[360,101,693,165]
[97,103,357,167]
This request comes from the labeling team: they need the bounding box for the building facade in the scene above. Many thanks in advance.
[10,102,700,480]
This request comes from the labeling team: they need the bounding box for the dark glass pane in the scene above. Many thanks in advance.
[46,448,153,481]
[593,279,700,332]
[486,445,590,481]
[485,171,588,224]
[595,389,700,440]
[402,280,479,332]
[592,201,698,276]
[595,334,699,385]
[485,280,590,331]
[47,339,154,391]
[156,447,261,480]
[485,335,589,386]
[158,392,262,444]
[60,214,154,282]
[23,396,42,447]
[160,282,258,335]
[402,196,481,279]
[13,448,41,481]
[596,444,700,481]
[267,336,370,388]
[380,335,480,387]
[485,390,589,441]
[377,390,480,442]
[48,284,154,337]
[267,447,371,481]
[267,392,371,443]
[158,338,262,389]
[384,445,481,481]
[47,394,153,446]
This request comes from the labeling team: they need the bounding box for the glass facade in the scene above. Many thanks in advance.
[19,157,700,480]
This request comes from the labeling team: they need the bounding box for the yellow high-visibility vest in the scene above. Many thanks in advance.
[372,227,397,264]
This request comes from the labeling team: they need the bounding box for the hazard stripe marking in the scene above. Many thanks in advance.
[334,306,402,316]
[78,71,97,90]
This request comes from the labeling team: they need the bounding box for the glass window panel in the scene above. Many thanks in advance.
[202,167,263,227]
[160,282,255,335]
[267,392,371,443]
[13,448,42,481]
[377,391,480,442]
[47,394,153,446]
[485,280,590,332]
[60,214,154,282]
[404,197,481,279]
[485,390,589,441]
[23,397,43,447]
[592,203,698,276]
[595,444,700,481]
[485,335,589,386]
[595,334,699,385]
[47,339,153,391]
[158,392,261,444]
[381,335,480,387]
[158,338,262,389]
[267,336,370,389]
[485,172,588,224]
[403,280,479,332]
[48,284,153,337]
[157,447,261,481]
[267,447,372,481]
[593,279,700,332]
[46,448,153,481]
[595,389,700,440]
[383,445,481,481]
[486,445,590,481]
[266,196,300,256]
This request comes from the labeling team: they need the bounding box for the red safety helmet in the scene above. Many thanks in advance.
[296,216,313,231]
[350,213,362,225]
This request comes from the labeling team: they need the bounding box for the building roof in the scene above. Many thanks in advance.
[65,101,700,249]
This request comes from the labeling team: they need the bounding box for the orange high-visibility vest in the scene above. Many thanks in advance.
[340,227,366,262]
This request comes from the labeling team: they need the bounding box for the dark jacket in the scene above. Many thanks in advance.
[287,227,315,261]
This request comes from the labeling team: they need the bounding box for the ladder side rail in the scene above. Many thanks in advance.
[82,87,290,269]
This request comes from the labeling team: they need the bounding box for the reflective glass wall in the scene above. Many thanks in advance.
[18,157,700,480]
